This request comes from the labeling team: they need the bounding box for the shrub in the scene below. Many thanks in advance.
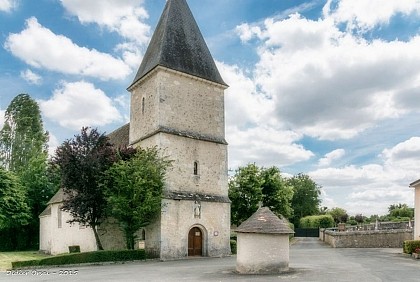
[347,219,358,226]
[230,240,237,255]
[403,240,420,254]
[300,215,334,228]
[12,249,146,269]
[391,217,410,223]
[318,215,334,228]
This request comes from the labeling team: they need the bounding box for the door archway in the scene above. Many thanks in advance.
[188,227,203,256]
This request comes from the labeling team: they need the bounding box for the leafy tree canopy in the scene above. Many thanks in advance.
[0,167,31,230]
[288,173,322,227]
[328,207,349,224]
[229,164,293,226]
[260,167,294,219]
[388,203,413,219]
[103,147,171,249]
[53,127,115,250]
[0,94,48,173]
[229,164,263,226]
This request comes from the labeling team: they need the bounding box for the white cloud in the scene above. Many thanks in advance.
[40,81,122,130]
[236,23,262,43]
[115,42,143,69]
[235,12,420,141]
[0,0,17,12]
[5,17,131,80]
[60,0,150,45]
[309,137,420,215]
[228,126,314,169]
[20,69,42,85]
[382,137,420,172]
[324,0,420,32]
[113,94,130,123]
[217,61,314,169]
[225,1,420,216]
[47,133,59,157]
[318,149,345,167]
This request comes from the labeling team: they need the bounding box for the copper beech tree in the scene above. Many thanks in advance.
[53,127,116,250]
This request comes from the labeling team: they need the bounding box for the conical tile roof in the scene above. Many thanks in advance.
[129,0,227,88]
[236,207,294,234]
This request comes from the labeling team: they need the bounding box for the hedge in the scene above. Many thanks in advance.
[403,240,420,254]
[300,215,334,228]
[12,249,146,269]
[230,240,237,254]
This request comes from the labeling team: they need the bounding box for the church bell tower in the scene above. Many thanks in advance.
[127,0,230,260]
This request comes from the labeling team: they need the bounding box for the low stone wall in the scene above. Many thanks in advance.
[320,229,413,248]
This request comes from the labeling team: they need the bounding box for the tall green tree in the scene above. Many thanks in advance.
[103,147,171,249]
[0,94,51,249]
[53,127,116,250]
[288,173,321,227]
[0,94,48,173]
[229,164,263,226]
[229,164,294,226]
[0,167,31,249]
[19,153,60,247]
[261,167,294,219]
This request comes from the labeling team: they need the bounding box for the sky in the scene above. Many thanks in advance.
[1,0,420,216]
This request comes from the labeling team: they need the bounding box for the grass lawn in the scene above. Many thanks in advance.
[0,252,50,271]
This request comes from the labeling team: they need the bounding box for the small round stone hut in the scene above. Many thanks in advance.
[236,207,294,274]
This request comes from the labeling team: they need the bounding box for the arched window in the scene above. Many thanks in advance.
[194,161,199,176]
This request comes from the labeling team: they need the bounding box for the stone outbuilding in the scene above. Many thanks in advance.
[236,207,294,274]
[410,179,420,239]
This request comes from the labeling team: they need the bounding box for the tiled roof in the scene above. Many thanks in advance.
[107,123,130,147]
[236,207,294,234]
[47,188,66,204]
[409,178,420,188]
[129,0,227,89]
[39,206,51,217]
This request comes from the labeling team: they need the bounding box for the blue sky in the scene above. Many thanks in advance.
[1,0,420,216]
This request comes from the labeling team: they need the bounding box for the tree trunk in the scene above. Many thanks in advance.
[125,230,135,250]
[91,225,104,250]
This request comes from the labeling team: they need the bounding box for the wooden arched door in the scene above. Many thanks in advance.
[188,227,202,256]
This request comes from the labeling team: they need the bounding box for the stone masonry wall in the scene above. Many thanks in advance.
[159,199,231,260]
[130,67,226,146]
[139,133,228,196]
[321,229,413,248]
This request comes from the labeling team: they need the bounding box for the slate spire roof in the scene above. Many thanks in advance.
[236,207,295,234]
[129,0,227,88]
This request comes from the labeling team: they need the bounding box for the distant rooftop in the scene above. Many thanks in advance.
[107,123,130,147]
[129,0,227,89]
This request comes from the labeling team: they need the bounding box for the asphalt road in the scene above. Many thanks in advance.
[1,238,419,282]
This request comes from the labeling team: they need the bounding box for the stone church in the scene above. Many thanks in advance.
[40,0,231,260]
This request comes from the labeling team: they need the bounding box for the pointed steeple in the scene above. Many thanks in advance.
[129,0,227,88]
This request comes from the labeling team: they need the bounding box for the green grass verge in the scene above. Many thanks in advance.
[11,249,147,269]
[0,252,51,271]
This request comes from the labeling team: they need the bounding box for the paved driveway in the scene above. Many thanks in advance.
[2,238,419,281]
